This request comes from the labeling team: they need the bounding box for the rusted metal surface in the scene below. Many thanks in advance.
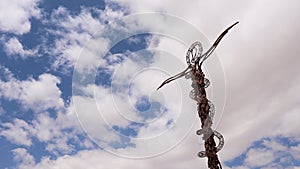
[157,22,238,169]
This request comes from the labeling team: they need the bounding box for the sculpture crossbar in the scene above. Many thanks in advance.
[157,22,238,169]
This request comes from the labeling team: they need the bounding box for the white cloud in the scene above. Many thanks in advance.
[71,42,199,157]
[48,6,120,72]
[262,139,287,152]
[0,0,41,34]
[291,144,300,161]
[29,108,90,154]
[0,109,89,155]
[244,148,275,167]
[3,37,38,59]
[0,70,83,154]
[32,112,60,142]
[272,105,300,138]
[28,133,300,169]
[72,90,125,148]
[0,73,64,112]
[0,64,14,81]
[12,148,36,169]
[234,167,249,169]
[20,125,211,169]
[0,119,33,146]
[223,137,300,168]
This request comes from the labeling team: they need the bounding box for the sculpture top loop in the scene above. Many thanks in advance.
[186,41,203,66]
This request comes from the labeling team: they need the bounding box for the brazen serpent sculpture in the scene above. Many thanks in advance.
[157,22,238,169]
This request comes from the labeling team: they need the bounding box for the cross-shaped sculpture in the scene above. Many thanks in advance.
[157,22,238,169]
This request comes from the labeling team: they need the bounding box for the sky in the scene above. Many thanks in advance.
[0,0,300,169]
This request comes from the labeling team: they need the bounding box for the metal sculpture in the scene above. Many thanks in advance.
[157,22,238,169]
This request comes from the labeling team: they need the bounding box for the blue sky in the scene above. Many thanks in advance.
[0,0,300,169]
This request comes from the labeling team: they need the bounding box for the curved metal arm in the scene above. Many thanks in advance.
[199,21,239,65]
[157,67,191,90]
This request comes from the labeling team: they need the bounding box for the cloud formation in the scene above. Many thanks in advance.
[0,119,32,146]
[0,73,64,112]
[0,0,41,34]
[3,37,38,59]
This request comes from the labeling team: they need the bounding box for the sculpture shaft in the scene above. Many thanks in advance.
[192,67,221,169]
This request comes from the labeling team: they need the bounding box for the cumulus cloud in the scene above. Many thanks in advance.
[31,111,84,155]
[3,37,38,59]
[0,0,41,34]
[244,148,275,167]
[16,124,211,169]
[291,144,300,162]
[0,64,14,81]
[225,137,300,168]
[70,39,200,157]
[0,73,64,112]
[52,6,199,158]
[40,99,95,154]
[21,134,300,169]
[0,119,33,146]
[0,109,90,155]
[12,148,36,169]
[47,6,123,73]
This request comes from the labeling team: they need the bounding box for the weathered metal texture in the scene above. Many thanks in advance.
[157,22,238,169]
[191,65,222,169]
